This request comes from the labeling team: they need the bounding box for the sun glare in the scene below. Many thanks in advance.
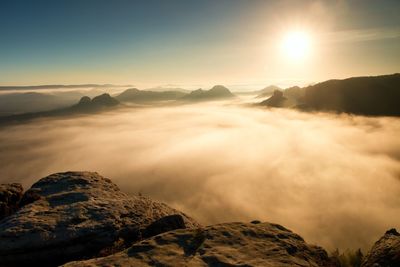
[281,31,311,61]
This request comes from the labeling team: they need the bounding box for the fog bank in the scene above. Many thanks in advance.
[0,102,399,251]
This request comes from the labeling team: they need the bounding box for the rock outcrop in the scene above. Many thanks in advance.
[260,90,288,107]
[73,93,119,111]
[362,228,400,267]
[0,172,199,266]
[0,183,23,220]
[63,221,335,267]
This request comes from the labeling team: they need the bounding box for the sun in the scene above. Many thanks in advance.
[281,31,311,61]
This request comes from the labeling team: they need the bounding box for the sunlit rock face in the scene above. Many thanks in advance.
[362,228,400,267]
[0,183,23,220]
[63,221,336,267]
[0,172,199,266]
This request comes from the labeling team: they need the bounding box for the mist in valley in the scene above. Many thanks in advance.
[1,98,399,252]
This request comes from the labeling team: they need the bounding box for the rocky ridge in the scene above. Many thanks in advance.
[63,221,335,267]
[1,171,398,266]
[0,172,199,266]
[362,228,400,267]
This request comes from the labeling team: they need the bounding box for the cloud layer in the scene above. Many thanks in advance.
[1,101,399,251]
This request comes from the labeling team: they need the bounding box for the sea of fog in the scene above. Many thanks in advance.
[0,99,399,252]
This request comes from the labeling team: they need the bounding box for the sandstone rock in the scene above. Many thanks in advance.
[0,172,199,266]
[0,183,23,220]
[362,228,400,267]
[63,221,336,267]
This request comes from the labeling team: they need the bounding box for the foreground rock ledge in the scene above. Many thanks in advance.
[362,228,400,267]
[63,221,335,267]
[0,172,199,266]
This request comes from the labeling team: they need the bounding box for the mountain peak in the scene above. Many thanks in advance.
[91,93,119,106]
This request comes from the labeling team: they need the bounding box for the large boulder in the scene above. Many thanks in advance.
[362,228,400,267]
[0,172,199,266]
[0,183,23,220]
[63,221,336,267]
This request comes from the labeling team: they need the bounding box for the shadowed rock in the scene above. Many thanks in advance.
[0,172,199,266]
[63,222,336,267]
[303,73,400,116]
[0,183,23,220]
[0,93,120,126]
[142,214,187,238]
[73,93,119,111]
[362,228,400,267]
[260,90,288,107]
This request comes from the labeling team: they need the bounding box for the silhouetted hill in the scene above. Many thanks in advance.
[0,93,120,125]
[302,74,400,116]
[182,85,235,101]
[72,93,119,111]
[116,88,187,103]
[284,86,304,100]
[258,74,400,116]
[260,90,288,107]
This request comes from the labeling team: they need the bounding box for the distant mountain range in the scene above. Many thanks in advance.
[181,85,235,101]
[260,73,400,116]
[0,94,120,125]
[3,74,398,124]
[0,85,236,125]
[115,85,235,103]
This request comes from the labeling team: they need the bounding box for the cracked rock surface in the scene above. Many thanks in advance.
[362,228,400,267]
[63,221,335,267]
[0,171,199,266]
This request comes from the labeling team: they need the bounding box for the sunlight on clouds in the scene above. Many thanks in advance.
[281,31,312,61]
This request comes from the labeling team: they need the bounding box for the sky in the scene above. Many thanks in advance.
[0,0,399,89]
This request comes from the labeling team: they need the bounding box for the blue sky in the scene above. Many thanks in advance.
[1,0,399,88]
